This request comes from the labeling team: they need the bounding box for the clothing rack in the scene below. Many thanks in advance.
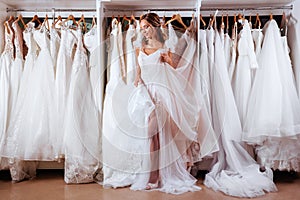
[200,5,293,16]
[6,8,97,18]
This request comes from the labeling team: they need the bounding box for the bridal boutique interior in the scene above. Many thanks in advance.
[0,0,300,199]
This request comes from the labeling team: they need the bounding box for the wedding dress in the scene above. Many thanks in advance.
[204,29,277,198]
[2,24,57,160]
[9,21,23,117]
[55,26,77,156]
[232,19,258,126]
[63,28,101,183]
[0,21,14,170]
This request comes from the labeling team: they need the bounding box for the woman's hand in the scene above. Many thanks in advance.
[134,75,142,87]
[160,50,174,68]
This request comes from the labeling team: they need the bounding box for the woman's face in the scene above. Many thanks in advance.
[140,19,154,39]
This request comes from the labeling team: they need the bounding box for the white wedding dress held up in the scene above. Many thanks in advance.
[204,29,277,198]
[63,28,101,184]
[0,21,14,170]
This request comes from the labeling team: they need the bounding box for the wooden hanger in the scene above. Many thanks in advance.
[7,15,15,23]
[208,14,216,29]
[270,12,273,20]
[165,14,187,30]
[14,14,27,29]
[27,15,42,26]
[62,14,78,28]
[200,14,206,28]
[234,13,237,23]
[280,11,288,36]
[254,13,261,29]
[52,15,62,28]
[77,14,87,32]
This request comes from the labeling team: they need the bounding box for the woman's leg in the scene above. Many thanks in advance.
[148,110,160,184]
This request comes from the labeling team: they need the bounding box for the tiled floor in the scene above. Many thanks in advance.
[0,170,299,200]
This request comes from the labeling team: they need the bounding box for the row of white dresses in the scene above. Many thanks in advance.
[0,20,102,183]
[226,18,300,171]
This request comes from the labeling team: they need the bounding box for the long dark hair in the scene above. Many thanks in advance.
[140,13,165,44]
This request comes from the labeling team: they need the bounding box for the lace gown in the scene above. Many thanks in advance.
[2,25,57,161]
[63,28,101,183]
[0,21,14,170]
[55,26,77,156]
[9,21,24,117]
[50,27,61,73]
[84,25,104,122]
[102,18,146,188]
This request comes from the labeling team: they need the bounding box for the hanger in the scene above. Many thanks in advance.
[62,14,78,28]
[226,14,229,33]
[221,13,225,29]
[14,14,27,29]
[200,14,206,29]
[254,13,261,29]
[77,14,87,32]
[92,15,97,28]
[165,14,187,30]
[280,11,288,36]
[270,12,273,20]
[44,14,50,31]
[27,15,42,26]
[52,15,62,28]
[7,15,15,23]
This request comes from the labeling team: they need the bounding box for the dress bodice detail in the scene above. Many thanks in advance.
[3,21,14,59]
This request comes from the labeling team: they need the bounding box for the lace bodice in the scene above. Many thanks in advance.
[3,21,14,58]
[60,27,77,57]
[12,21,24,59]
[33,26,50,52]
[23,22,38,55]
[84,26,97,53]
[73,28,87,70]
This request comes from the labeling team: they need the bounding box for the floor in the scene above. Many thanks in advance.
[0,170,299,200]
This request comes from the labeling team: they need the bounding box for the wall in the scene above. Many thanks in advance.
[0,2,8,53]
[292,0,300,34]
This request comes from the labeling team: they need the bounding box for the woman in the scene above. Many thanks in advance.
[131,13,205,193]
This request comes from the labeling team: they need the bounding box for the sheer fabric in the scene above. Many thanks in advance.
[204,29,277,198]
[64,28,101,183]
[55,27,77,156]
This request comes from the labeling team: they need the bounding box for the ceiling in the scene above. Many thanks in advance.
[1,0,295,9]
